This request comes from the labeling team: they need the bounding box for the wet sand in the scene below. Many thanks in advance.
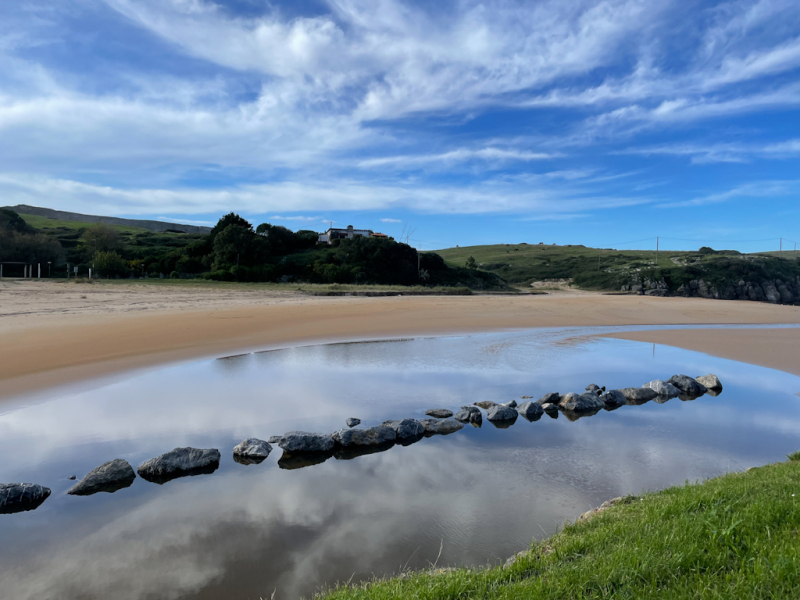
[1,280,799,399]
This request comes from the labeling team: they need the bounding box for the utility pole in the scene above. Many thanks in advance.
[656,236,659,265]
[780,238,782,253]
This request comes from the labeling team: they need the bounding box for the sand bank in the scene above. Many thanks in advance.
[1,280,799,399]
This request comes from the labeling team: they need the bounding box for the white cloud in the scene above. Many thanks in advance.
[269,215,324,221]
[658,180,800,208]
[380,218,402,223]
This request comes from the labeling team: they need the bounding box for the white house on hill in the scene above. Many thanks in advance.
[318,225,389,244]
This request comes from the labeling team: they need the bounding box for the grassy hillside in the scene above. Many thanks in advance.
[321,456,800,600]
[436,243,800,292]
[18,213,152,234]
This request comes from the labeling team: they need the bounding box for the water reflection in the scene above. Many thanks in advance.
[1,328,799,600]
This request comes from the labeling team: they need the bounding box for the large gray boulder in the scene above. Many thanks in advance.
[454,406,482,426]
[138,448,221,483]
[68,459,136,495]
[381,418,425,440]
[473,400,497,410]
[268,435,283,444]
[486,404,518,421]
[504,400,518,408]
[517,401,544,421]
[667,375,707,397]
[696,374,723,392]
[643,380,681,398]
[424,409,453,419]
[620,387,658,405]
[420,418,464,435]
[536,392,561,406]
[346,418,361,428]
[601,390,627,408]
[559,392,606,412]
[233,438,272,465]
[0,483,51,514]
[278,432,335,453]
[333,425,396,447]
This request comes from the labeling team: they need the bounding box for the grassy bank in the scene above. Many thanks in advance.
[320,457,800,599]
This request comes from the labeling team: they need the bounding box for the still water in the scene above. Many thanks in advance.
[2,326,800,600]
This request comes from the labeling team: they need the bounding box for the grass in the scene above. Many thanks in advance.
[18,213,153,234]
[319,458,800,599]
[435,243,800,292]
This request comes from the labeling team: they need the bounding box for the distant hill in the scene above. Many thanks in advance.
[2,205,211,234]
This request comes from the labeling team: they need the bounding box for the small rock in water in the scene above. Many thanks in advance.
[473,400,497,410]
[68,475,77,481]
[138,448,221,484]
[643,380,681,399]
[268,435,283,444]
[620,387,658,405]
[504,399,518,408]
[454,406,481,423]
[520,396,533,399]
[278,432,335,453]
[536,392,560,406]
[425,409,453,419]
[382,418,425,440]
[602,390,627,408]
[667,374,707,397]
[517,401,544,421]
[232,438,272,465]
[486,404,518,422]
[696,374,723,392]
[585,384,601,393]
[0,483,52,514]
[333,426,396,447]
[420,418,464,435]
[346,418,361,428]
[68,459,136,496]
[559,392,606,412]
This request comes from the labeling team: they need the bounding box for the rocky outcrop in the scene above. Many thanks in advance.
[420,418,464,435]
[138,448,221,484]
[233,438,272,465]
[333,425,396,447]
[425,409,453,418]
[381,419,425,440]
[623,273,800,306]
[0,483,51,514]
[268,435,283,444]
[278,432,335,453]
[68,459,136,495]
[517,401,544,421]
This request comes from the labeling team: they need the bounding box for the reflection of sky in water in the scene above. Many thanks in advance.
[1,328,800,600]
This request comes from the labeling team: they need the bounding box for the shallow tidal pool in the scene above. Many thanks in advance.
[2,326,800,600]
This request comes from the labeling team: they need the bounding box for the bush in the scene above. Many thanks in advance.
[94,251,129,278]
[169,271,179,279]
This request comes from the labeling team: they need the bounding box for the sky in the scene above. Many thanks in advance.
[0,0,799,252]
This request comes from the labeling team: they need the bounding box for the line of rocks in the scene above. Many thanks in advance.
[1,374,722,514]
[622,275,800,305]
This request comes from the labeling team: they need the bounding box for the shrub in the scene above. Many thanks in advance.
[169,271,179,279]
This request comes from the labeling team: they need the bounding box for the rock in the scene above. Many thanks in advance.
[486,404,519,421]
[268,435,283,444]
[233,438,272,465]
[68,459,136,495]
[0,483,51,514]
[278,451,331,470]
[504,400,518,408]
[559,392,605,412]
[138,448,221,484]
[381,418,425,440]
[542,404,559,418]
[424,409,453,419]
[696,374,723,392]
[420,418,464,435]
[601,390,627,408]
[585,384,601,393]
[517,401,543,421]
[473,400,497,410]
[68,475,77,480]
[578,496,633,521]
[346,418,361,428]
[667,374,707,397]
[536,392,561,406]
[454,406,482,427]
[643,380,680,398]
[333,425,396,447]
[620,387,658,405]
[278,432,335,453]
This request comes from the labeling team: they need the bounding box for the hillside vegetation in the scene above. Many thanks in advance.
[320,457,800,600]
[436,243,800,297]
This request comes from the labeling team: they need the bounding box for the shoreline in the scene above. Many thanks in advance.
[2,281,799,400]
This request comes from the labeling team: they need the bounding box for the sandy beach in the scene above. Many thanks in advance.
[1,279,799,400]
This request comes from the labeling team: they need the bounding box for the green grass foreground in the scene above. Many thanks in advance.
[319,457,800,600]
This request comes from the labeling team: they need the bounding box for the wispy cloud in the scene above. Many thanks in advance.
[380,218,402,223]
[658,180,800,208]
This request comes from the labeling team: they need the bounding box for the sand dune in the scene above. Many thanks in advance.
[1,280,798,400]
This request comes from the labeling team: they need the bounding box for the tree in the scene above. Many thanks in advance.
[212,224,269,270]
[82,224,121,256]
[94,251,128,277]
[465,256,477,270]
[0,209,34,234]
[210,213,253,243]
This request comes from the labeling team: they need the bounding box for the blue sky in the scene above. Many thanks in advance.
[1,0,799,252]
